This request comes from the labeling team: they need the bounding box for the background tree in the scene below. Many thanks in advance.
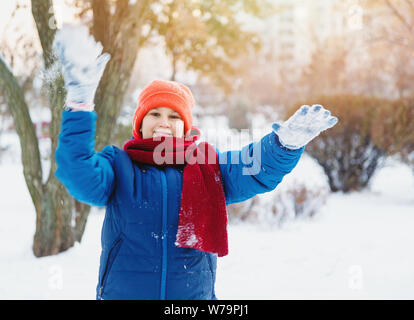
[361,0,414,98]
[364,0,414,48]
[0,2,42,160]
[299,35,350,99]
[152,0,273,91]
[1,0,158,257]
[371,97,414,168]
[0,0,273,257]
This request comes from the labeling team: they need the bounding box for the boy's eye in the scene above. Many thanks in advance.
[149,112,180,119]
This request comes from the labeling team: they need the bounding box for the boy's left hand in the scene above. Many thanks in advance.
[272,104,338,150]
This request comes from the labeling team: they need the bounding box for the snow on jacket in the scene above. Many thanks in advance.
[55,110,304,300]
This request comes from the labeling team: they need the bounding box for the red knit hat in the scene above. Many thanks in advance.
[132,80,195,139]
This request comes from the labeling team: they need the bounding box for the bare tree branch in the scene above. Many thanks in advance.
[94,0,152,150]
[31,0,66,183]
[404,0,414,13]
[31,0,57,69]
[0,58,43,210]
[385,0,413,33]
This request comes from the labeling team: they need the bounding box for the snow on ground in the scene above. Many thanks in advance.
[0,151,413,299]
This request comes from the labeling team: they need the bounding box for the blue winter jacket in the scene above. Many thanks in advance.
[55,110,304,300]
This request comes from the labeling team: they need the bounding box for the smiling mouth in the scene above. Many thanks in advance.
[153,130,173,137]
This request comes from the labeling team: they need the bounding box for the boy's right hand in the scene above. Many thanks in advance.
[53,25,110,110]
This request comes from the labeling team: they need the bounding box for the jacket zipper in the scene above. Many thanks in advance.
[206,253,216,298]
[98,236,123,300]
[160,170,168,300]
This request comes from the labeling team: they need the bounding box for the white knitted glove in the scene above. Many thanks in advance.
[272,104,338,150]
[53,25,110,111]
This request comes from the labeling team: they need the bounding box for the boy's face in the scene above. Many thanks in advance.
[140,107,185,139]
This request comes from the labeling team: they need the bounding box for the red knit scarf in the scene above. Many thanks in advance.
[123,130,228,257]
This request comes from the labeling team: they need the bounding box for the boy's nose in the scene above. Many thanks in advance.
[159,119,171,127]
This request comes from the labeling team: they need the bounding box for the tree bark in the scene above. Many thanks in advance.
[0,0,152,257]
[31,0,91,256]
[171,50,177,81]
[32,0,93,255]
[0,56,43,214]
[1,36,75,257]
[92,0,111,49]
[94,0,152,151]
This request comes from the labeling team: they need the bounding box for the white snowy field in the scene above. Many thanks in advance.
[0,152,413,300]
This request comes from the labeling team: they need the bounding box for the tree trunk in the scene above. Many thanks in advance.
[0,0,153,257]
[1,53,92,257]
[33,181,72,256]
[94,0,151,151]
[31,0,93,256]
[0,55,43,212]
[171,50,177,81]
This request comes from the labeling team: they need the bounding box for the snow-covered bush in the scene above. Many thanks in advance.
[272,183,328,224]
[226,98,251,131]
[402,152,414,177]
[227,197,259,223]
[227,183,328,226]
[372,97,414,173]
